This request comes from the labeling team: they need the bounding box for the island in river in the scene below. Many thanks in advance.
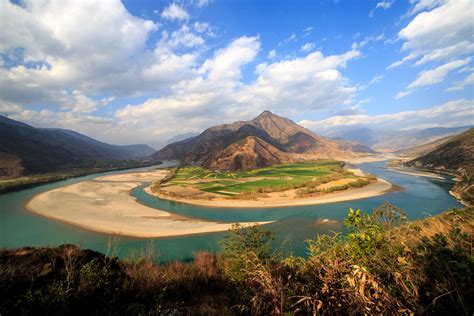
[146,160,394,208]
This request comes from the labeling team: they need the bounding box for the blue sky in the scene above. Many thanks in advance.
[0,0,472,146]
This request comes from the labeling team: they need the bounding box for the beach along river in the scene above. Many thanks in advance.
[0,161,462,262]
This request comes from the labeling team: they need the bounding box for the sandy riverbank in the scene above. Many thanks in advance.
[342,154,395,165]
[26,169,271,238]
[145,177,394,209]
[387,166,446,180]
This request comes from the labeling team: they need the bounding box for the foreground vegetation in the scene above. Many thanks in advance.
[1,203,472,315]
[154,161,375,200]
[0,160,161,194]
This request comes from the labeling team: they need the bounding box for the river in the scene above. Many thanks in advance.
[0,161,462,262]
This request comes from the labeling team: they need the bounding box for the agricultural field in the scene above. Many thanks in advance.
[158,160,370,198]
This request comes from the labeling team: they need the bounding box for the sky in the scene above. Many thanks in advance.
[0,0,473,147]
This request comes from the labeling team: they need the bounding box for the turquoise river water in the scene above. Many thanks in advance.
[0,161,462,262]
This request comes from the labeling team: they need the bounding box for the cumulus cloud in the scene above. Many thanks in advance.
[161,3,189,21]
[299,99,474,132]
[389,0,473,68]
[0,0,214,113]
[237,49,360,115]
[112,39,361,143]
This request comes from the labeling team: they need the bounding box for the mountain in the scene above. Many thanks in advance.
[0,116,155,178]
[406,128,474,173]
[406,128,474,205]
[166,132,199,144]
[395,135,456,158]
[326,126,472,152]
[152,111,369,171]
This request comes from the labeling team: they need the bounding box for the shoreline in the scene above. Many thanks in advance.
[145,177,395,209]
[25,170,271,238]
[387,166,446,180]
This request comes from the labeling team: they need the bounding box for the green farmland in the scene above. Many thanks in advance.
[161,160,360,197]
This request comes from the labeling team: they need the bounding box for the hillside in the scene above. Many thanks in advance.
[153,111,372,171]
[406,128,474,205]
[326,126,471,152]
[0,116,155,178]
[395,134,456,158]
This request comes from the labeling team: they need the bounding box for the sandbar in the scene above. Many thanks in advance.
[145,178,394,209]
[26,169,271,238]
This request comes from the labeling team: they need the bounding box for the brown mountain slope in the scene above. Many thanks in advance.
[202,136,294,171]
[406,128,474,173]
[396,135,456,158]
[406,128,474,205]
[153,111,370,170]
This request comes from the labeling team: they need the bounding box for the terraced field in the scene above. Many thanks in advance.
[162,161,357,197]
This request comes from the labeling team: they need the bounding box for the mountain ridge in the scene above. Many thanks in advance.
[0,116,156,178]
[153,111,372,170]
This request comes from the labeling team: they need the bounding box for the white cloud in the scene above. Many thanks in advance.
[195,0,209,8]
[352,33,385,50]
[299,99,474,131]
[167,25,205,48]
[237,49,360,114]
[199,36,260,83]
[414,41,474,66]
[100,96,116,106]
[396,58,470,98]
[278,33,297,46]
[369,1,393,17]
[408,58,470,89]
[408,0,447,16]
[300,42,316,52]
[0,0,219,116]
[393,0,473,67]
[359,74,384,90]
[445,73,474,92]
[386,53,417,70]
[161,3,189,21]
[395,90,412,100]
[113,40,361,143]
[302,27,313,36]
[267,49,276,59]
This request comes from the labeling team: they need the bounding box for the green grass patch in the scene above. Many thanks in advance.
[165,160,361,197]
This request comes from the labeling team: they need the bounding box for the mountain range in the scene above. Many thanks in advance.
[152,111,373,171]
[326,126,472,152]
[0,115,155,178]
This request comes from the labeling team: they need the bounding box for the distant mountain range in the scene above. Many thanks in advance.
[0,116,155,178]
[153,111,373,171]
[326,126,472,152]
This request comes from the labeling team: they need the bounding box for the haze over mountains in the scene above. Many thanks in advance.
[153,111,373,171]
[325,126,472,153]
[0,116,155,178]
